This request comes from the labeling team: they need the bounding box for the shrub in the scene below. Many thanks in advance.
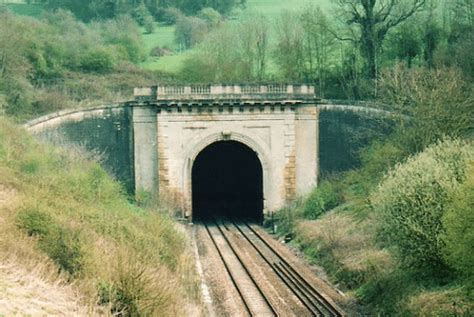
[174,16,208,49]
[99,16,147,63]
[79,48,115,73]
[301,180,342,220]
[40,227,84,276]
[97,255,175,316]
[198,7,221,26]
[143,15,155,34]
[273,203,303,236]
[17,208,84,275]
[443,164,474,289]
[132,4,151,26]
[150,46,172,57]
[371,139,474,273]
[157,7,183,25]
[17,209,54,237]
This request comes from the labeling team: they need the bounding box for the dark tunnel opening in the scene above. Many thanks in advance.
[192,141,263,222]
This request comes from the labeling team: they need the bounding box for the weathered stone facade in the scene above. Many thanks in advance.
[24,87,394,220]
[132,85,319,219]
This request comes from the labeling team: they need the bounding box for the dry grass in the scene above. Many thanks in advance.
[0,258,90,315]
[0,184,93,315]
[0,118,201,315]
[407,288,474,316]
[296,208,395,289]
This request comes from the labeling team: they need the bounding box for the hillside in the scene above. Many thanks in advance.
[0,118,200,315]
[140,0,334,74]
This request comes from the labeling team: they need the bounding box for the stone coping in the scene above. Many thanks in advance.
[134,85,317,101]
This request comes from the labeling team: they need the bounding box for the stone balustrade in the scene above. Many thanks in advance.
[134,84,316,101]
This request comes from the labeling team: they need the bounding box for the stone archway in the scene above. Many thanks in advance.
[191,140,264,222]
[183,131,272,219]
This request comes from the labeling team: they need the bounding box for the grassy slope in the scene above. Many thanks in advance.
[280,148,474,315]
[0,118,199,315]
[140,0,333,74]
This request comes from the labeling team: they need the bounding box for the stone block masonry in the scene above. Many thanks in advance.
[132,85,320,219]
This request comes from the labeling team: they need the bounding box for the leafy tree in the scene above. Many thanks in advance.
[334,0,426,78]
[0,12,35,116]
[174,16,208,49]
[132,3,152,26]
[388,22,421,68]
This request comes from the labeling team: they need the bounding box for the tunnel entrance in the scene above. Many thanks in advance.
[192,140,263,222]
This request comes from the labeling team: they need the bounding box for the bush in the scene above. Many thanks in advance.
[144,15,155,34]
[174,16,208,49]
[198,7,221,26]
[99,16,147,63]
[132,4,151,26]
[157,7,183,25]
[443,164,474,289]
[17,208,84,275]
[40,227,84,276]
[300,180,342,220]
[79,48,115,73]
[17,209,54,237]
[371,139,474,273]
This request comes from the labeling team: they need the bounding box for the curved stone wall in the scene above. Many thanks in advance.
[25,104,135,193]
[318,103,396,175]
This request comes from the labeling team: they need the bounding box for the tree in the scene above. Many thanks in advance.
[238,15,268,81]
[175,16,208,50]
[274,12,305,81]
[379,65,474,152]
[179,17,269,82]
[388,21,421,68]
[335,0,426,78]
[421,0,441,68]
[300,5,336,94]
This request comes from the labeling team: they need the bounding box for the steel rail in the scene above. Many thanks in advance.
[203,222,253,316]
[214,220,278,317]
[230,221,324,316]
[242,221,343,317]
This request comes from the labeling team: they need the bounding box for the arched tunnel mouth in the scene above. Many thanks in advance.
[192,140,263,222]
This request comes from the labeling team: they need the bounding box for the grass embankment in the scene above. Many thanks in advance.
[275,139,474,315]
[0,118,200,315]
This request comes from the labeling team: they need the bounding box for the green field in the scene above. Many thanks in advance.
[240,0,332,19]
[141,0,334,74]
[142,24,177,51]
[5,3,44,16]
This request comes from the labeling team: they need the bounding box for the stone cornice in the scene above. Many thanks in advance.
[134,84,319,105]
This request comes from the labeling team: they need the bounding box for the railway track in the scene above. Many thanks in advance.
[202,218,343,317]
[204,222,278,317]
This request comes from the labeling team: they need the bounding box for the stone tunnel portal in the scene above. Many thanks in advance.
[192,141,264,222]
